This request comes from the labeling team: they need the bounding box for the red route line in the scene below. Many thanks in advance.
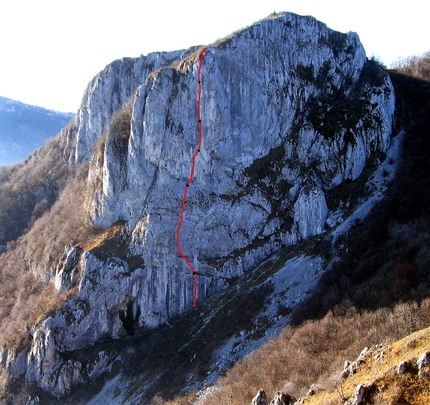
[176,47,208,307]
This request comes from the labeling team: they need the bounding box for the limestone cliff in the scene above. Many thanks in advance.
[65,48,197,164]
[1,12,395,397]
[85,11,393,324]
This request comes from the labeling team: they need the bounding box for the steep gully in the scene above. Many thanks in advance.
[176,47,208,307]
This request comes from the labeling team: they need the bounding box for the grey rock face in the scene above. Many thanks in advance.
[270,391,292,405]
[54,245,82,292]
[70,49,195,163]
[86,11,394,323]
[417,351,430,369]
[397,360,409,375]
[294,186,328,239]
[346,384,369,405]
[4,12,396,396]
[417,351,430,379]
[252,389,267,405]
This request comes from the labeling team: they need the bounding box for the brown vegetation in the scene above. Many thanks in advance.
[196,300,430,405]
[0,162,93,350]
[0,122,78,247]
[0,94,138,353]
[0,100,135,352]
[0,125,98,351]
[302,326,430,405]
[168,51,430,405]
[89,101,132,196]
[391,51,430,81]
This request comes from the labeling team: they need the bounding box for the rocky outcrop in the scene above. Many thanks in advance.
[251,390,294,405]
[270,391,293,405]
[294,186,328,239]
[252,389,267,405]
[341,347,370,378]
[67,48,197,164]
[337,339,430,405]
[85,12,394,328]
[306,384,319,397]
[417,351,430,369]
[397,360,409,374]
[417,351,430,379]
[2,12,396,397]
[346,384,369,405]
[54,244,82,292]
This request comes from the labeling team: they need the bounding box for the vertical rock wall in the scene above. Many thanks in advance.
[3,12,396,396]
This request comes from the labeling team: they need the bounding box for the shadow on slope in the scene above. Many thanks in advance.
[4,71,430,405]
[290,72,430,325]
[187,70,430,405]
[21,280,275,405]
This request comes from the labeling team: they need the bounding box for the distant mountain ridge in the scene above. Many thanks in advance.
[0,12,396,400]
[0,96,74,166]
[3,12,430,405]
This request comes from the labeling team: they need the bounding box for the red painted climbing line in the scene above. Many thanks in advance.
[176,47,208,307]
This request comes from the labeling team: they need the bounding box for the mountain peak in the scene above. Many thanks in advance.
[0,96,74,166]
[0,12,407,403]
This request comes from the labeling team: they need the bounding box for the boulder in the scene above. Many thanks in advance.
[270,391,292,405]
[252,389,267,405]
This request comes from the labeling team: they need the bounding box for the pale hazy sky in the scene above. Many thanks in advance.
[0,0,428,113]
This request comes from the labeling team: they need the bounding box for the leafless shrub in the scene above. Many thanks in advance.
[0,128,74,246]
[0,100,134,353]
[335,378,347,401]
[370,391,389,405]
[391,51,430,81]
[196,299,430,405]
[88,101,132,198]
[0,159,97,350]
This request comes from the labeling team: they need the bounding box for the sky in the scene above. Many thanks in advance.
[0,0,428,113]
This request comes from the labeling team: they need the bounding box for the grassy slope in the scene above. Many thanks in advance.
[304,326,430,405]
[2,55,430,405]
[191,58,430,405]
